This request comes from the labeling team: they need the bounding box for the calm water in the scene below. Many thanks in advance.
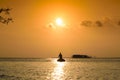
[0,58,120,80]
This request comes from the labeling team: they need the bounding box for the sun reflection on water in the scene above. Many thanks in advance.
[51,59,66,80]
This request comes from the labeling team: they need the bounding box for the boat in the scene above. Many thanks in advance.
[57,52,65,62]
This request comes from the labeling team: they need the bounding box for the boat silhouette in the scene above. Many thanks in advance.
[57,52,65,62]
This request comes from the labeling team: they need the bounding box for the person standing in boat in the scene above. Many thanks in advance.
[59,52,63,59]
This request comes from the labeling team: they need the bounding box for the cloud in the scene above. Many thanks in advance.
[80,20,103,27]
[47,23,56,29]
[118,21,120,26]
[80,17,120,28]
[102,17,120,27]
[48,23,53,28]
[81,20,92,27]
[95,21,103,27]
[102,17,112,23]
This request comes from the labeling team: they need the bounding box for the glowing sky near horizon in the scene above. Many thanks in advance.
[0,0,120,57]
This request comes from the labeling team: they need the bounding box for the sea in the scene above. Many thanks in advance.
[0,58,120,80]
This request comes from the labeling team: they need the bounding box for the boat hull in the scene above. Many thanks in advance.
[57,58,65,62]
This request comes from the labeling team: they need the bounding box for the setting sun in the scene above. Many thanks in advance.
[55,18,63,26]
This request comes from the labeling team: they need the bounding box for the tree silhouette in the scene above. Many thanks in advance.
[0,8,13,24]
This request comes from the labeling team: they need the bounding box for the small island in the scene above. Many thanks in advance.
[72,54,91,58]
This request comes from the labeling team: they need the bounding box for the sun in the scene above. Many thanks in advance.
[55,18,63,26]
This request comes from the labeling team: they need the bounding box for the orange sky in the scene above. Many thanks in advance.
[0,0,120,58]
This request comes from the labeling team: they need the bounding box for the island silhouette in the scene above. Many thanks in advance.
[72,54,91,58]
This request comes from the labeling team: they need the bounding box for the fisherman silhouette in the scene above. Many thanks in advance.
[57,52,65,62]
[59,52,62,59]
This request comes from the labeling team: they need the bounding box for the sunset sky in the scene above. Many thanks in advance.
[0,0,120,58]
